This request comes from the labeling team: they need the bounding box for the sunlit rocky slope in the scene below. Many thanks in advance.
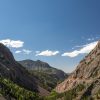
[55,41,100,100]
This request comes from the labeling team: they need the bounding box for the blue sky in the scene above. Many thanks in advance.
[0,0,100,72]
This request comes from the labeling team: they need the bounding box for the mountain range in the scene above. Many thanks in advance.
[0,43,67,99]
[0,41,100,100]
[19,60,67,91]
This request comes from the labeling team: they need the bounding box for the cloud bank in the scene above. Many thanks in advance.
[36,50,59,56]
[0,39,24,48]
[62,41,98,57]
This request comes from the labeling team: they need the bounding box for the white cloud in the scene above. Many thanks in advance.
[0,39,24,48]
[36,50,59,56]
[62,50,80,58]
[22,49,32,54]
[15,49,32,54]
[62,41,98,57]
[15,50,22,54]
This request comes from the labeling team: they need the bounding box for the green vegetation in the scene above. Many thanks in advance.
[44,90,58,100]
[0,76,41,100]
[30,70,61,91]
[45,84,85,100]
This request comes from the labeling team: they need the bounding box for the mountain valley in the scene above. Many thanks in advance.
[0,41,100,100]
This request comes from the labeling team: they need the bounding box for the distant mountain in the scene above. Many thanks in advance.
[19,60,68,91]
[54,41,100,100]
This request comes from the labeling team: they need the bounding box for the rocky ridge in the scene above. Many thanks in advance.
[55,41,100,99]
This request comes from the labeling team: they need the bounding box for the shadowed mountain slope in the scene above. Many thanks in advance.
[19,60,68,91]
[0,43,38,92]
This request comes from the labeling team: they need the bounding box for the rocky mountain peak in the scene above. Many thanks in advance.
[55,41,100,93]
[0,43,15,63]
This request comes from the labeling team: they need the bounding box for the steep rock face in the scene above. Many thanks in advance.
[0,43,38,92]
[56,41,100,94]
[73,41,100,79]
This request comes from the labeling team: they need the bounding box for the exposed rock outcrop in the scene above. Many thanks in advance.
[55,41,100,99]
